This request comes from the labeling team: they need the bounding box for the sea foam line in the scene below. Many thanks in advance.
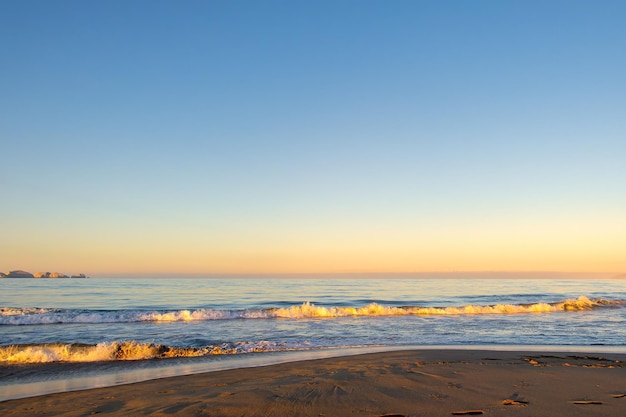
[0,296,621,325]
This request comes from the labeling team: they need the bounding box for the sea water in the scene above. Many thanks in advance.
[1,276,625,399]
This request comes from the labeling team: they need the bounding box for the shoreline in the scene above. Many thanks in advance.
[2,347,626,416]
[3,344,626,402]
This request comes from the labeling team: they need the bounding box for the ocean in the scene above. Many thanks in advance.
[1,276,625,400]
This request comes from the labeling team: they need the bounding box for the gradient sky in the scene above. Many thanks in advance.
[1,1,625,276]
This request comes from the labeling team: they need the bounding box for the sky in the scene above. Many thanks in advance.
[1,0,625,277]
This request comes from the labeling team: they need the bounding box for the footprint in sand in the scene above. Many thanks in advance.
[502,399,529,405]
[502,393,529,406]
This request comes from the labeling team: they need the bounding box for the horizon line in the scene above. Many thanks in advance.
[86,271,624,279]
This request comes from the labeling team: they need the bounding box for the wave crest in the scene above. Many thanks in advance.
[1,296,620,325]
[0,341,300,364]
[269,296,618,317]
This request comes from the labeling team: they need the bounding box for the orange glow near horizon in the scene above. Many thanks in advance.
[4,236,624,277]
[2,205,625,276]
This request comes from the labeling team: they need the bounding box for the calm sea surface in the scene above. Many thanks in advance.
[1,277,626,400]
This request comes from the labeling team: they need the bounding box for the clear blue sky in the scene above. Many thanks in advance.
[1,1,625,275]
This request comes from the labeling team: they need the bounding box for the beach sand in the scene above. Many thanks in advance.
[1,350,625,416]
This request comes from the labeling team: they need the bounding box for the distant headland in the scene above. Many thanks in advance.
[0,270,88,278]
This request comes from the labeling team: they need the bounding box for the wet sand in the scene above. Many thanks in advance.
[1,349,625,416]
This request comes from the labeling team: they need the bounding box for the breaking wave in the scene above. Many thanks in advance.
[0,341,304,364]
[1,296,622,326]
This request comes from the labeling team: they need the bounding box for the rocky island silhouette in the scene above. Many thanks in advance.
[0,270,87,278]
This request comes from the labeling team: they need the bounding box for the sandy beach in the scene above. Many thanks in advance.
[1,349,625,416]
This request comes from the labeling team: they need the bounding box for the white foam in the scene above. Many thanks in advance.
[0,307,54,316]
[0,341,304,364]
